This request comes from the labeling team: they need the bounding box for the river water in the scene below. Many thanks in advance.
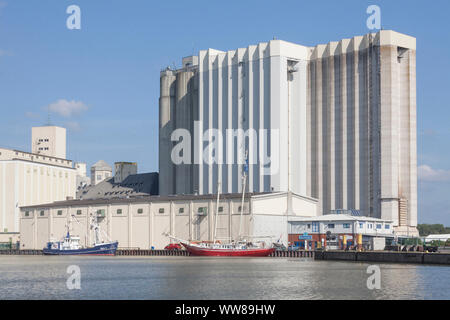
[0,256,448,300]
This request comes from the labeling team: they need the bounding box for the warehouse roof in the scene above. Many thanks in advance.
[288,214,393,223]
[21,192,270,209]
[77,172,159,200]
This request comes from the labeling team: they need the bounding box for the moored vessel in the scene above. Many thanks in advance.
[164,152,276,257]
[180,241,276,257]
[43,213,118,256]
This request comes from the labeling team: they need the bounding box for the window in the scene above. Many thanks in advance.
[76,210,82,215]
[307,224,311,229]
[238,206,242,212]
[368,224,372,229]
[25,211,30,217]
[198,207,207,215]
[117,209,122,214]
[57,210,63,216]
[159,208,165,214]
[327,224,335,229]
[218,206,223,213]
[178,208,184,214]
[312,222,319,232]
[359,222,364,228]
[376,224,382,229]
[137,208,143,214]
[40,211,44,216]
[343,223,350,229]
[385,225,390,230]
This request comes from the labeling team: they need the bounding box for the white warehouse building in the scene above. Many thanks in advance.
[20,192,318,250]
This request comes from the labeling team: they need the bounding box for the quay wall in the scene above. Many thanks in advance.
[2,250,448,264]
[0,249,314,258]
[314,250,450,265]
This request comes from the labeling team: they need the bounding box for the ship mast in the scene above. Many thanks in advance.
[91,214,101,246]
[213,179,221,244]
[238,151,248,241]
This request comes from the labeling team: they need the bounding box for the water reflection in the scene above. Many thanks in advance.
[0,256,448,300]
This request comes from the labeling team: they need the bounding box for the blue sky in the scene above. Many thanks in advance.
[0,0,449,225]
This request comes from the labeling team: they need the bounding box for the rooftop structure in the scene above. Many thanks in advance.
[114,162,138,184]
[31,126,67,159]
[90,160,112,185]
[75,162,91,191]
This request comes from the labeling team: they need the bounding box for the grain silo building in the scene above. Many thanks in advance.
[159,30,418,236]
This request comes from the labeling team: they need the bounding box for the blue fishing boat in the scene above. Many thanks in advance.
[43,214,118,256]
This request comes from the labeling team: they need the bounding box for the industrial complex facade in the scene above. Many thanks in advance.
[14,29,419,249]
[159,30,418,237]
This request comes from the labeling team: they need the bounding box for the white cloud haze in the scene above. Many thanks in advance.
[46,99,88,118]
[0,49,12,57]
[418,165,450,182]
[25,111,40,119]
[65,121,81,131]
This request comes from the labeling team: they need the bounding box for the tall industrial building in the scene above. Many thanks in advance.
[159,30,418,236]
[31,126,67,159]
[0,126,76,234]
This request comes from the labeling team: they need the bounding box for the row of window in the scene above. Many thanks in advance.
[303,222,391,230]
[26,205,247,217]
[14,151,71,165]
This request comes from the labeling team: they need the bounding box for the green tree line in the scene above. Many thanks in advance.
[417,224,450,236]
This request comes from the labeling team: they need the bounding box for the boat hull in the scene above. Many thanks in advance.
[43,241,118,256]
[182,243,276,257]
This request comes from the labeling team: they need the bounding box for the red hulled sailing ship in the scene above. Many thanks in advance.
[165,152,276,257]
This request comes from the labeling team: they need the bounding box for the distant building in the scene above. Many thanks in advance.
[90,160,112,185]
[114,162,138,184]
[75,162,90,191]
[31,126,67,159]
[288,213,394,250]
[424,234,450,243]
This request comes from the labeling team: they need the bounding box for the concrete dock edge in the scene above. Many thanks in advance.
[314,250,450,265]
